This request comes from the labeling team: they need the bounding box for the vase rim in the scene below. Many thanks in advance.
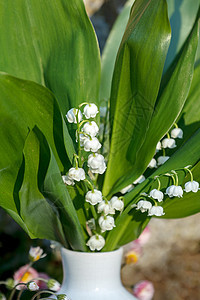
[61,247,122,256]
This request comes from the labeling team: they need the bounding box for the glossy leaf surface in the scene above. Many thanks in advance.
[102,0,171,196]
[0,0,101,113]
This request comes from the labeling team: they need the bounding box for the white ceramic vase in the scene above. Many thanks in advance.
[57,247,137,300]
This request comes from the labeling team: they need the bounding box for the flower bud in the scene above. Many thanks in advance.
[47,279,61,292]
[184,181,199,193]
[5,278,15,290]
[136,200,152,213]
[157,156,170,165]
[171,127,183,139]
[148,206,165,216]
[62,175,75,186]
[133,175,145,185]
[133,280,155,300]
[57,294,70,300]
[83,103,99,119]
[161,138,176,149]
[83,137,101,152]
[156,141,162,152]
[27,281,39,291]
[98,215,115,232]
[82,121,99,137]
[66,108,82,123]
[148,158,157,169]
[85,189,102,205]
[120,184,134,194]
[110,196,124,212]
[68,167,85,181]
[86,234,105,251]
[149,189,164,202]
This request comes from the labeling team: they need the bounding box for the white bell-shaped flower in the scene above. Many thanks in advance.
[97,201,113,215]
[68,167,85,181]
[156,141,162,152]
[82,121,99,137]
[171,128,183,139]
[120,184,134,194]
[162,138,176,149]
[148,206,165,216]
[85,189,102,205]
[110,196,124,212]
[99,215,116,232]
[184,181,199,193]
[62,175,75,186]
[83,137,101,152]
[66,108,82,123]
[157,156,170,165]
[149,189,164,202]
[133,175,145,185]
[136,200,152,213]
[83,103,99,119]
[166,185,183,198]
[87,153,106,174]
[148,158,157,169]
[86,234,105,251]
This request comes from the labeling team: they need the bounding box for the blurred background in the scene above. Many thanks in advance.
[0,1,200,299]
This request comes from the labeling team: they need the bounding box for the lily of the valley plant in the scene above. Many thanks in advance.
[0,0,200,252]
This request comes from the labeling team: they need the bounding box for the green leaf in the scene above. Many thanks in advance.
[99,0,135,102]
[102,0,171,196]
[104,128,200,250]
[0,0,101,113]
[0,73,74,232]
[43,141,88,251]
[104,7,199,197]
[178,63,200,141]
[19,128,66,243]
[165,0,200,71]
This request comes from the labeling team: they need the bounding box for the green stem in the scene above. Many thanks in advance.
[84,179,94,192]
[171,171,179,186]
[166,132,170,139]
[156,177,161,191]
[184,167,193,182]
[17,289,24,300]
[91,205,98,220]
[30,290,55,300]
[0,281,7,285]
[8,284,27,300]
[174,123,178,128]
[162,148,166,156]
[78,102,89,108]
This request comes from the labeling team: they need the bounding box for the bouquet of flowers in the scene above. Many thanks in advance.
[0,0,200,253]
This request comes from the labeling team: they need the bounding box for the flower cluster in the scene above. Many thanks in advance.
[135,166,199,217]
[148,124,183,169]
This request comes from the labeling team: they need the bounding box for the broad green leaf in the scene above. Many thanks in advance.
[0,0,101,113]
[178,63,200,141]
[43,143,88,251]
[165,0,200,71]
[0,73,74,232]
[104,128,200,250]
[19,128,66,243]
[102,0,171,196]
[104,9,199,196]
[99,0,135,102]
